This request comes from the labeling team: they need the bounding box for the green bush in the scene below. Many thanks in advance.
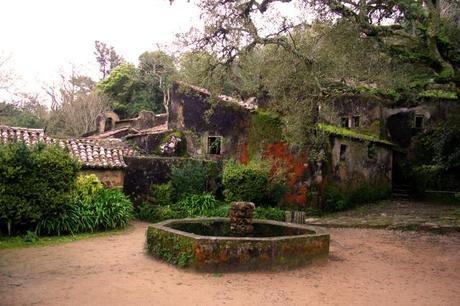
[36,177,133,236]
[75,174,104,202]
[0,143,80,235]
[199,204,230,217]
[222,160,269,205]
[170,161,212,199]
[177,193,219,216]
[323,183,390,213]
[92,189,133,230]
[254,207,285,221]
[349,183,391,205]
[455,193,460,202]
[151,183,175,206]
[266,162,289,206]
[135,203,184,223]
[324,186,349,213]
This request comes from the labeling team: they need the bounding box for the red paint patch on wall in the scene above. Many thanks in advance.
[239,143,249,165]
[262,142,309,207]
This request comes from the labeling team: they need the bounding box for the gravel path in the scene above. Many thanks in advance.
[1,221,459,306]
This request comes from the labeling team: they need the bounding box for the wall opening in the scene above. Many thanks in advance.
[208,136,222,155]
[352,116,360,128]
[104,118,113,132]
[341,117,349,128]
[339,144,347,161]
[414,115,424,129]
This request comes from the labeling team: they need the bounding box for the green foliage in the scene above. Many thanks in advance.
[248,111,283,158]
[222,160,269,205]
[151,183,175,206]
[176,193,219,216]
[0,102,47,129]
[349,184,391,205]
[455,193,460,203]
[324,186,349,213]
[266,161,289,206]
[22,230,39,243]
[75,174,104,202]
[411,114,460,191]
[135,203,184,223]
[170,161,213,199]
[36,175,133,236]
[318,123,394,146]
[323,184,390,213]
[418,89,458,100]
[0,143,80,235]
[253,207,285,221]
[97,63,164,118]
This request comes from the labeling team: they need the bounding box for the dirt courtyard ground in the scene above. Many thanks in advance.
[1,221,459,306]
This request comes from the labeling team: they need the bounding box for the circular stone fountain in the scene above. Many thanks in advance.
[146,202,330,272]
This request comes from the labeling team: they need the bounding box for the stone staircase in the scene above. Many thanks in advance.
[392,184,411,201]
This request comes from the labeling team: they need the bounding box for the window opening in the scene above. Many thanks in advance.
[208,136,222,155]
[414,115,424,129]
[352,116,360,128]
[339,144,347,161]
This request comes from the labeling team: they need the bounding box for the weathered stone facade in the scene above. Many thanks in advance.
[123,156,218,202]
[168,83,252,160]
[81,169,125,188]
[330,137,393,189]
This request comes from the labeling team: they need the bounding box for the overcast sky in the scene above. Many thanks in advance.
[1,0,201,96]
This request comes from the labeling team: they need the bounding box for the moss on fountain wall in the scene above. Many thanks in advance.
[146,218,330,272]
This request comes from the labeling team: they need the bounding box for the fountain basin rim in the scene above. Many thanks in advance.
[150,217,329,241]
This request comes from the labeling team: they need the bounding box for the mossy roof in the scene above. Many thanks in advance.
[317,123,395,146]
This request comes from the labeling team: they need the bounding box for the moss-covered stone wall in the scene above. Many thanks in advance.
[123,156,218,202]
[146,219,330,272]
[169,84,251,160]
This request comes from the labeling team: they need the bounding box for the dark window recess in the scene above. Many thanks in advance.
[104,118,113,132]
[352,116,360,128]
[368,143,376,159]
[339,144,347,161]
[414,115,424,129]
[208,136,222,155]
[341,117,349,128]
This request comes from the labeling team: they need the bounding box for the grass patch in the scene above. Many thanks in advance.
[0,225,133,249]
[318,123,394,146]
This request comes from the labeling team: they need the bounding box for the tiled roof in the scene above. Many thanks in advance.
[0,125,136,169]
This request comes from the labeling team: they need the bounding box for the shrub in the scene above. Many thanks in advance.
[75,174,104,202]
[266,161,289,206]
[170,161,212,199]
[151,183,174,206]
[455,193,460,202]
[323,186,349,213]
[323,184,390,213]
[199,204,230,217]
[177,193,219,216]
[92,189,133,230]
[349,183,391,205]
[0,143,80,235]
[36,176,133,235]
[222,160,269,205]
[254,207,285,221]
[135,203,184,223]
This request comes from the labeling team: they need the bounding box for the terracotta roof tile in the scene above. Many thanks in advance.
[0,125,136,169]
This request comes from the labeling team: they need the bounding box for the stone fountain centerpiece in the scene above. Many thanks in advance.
[146,202,330,272]
[229,201,255,235]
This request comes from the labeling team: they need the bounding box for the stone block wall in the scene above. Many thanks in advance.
[123,156,218,202]
[81,169,125,189]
